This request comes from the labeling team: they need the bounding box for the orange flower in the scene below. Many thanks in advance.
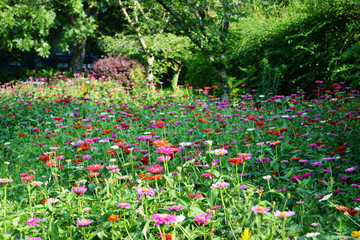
[153,139,171,147]
[108,215,120,221]
[228,157,243,165]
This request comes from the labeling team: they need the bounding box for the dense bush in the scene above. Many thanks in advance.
[86,56,145,84]
[227,0,360,95]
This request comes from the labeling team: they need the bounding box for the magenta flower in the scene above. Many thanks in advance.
[157,155,171,163]
[251,206,270,214]
[72,186,87,195]
[77,219,92,226]
[117,203,131,208]
[210,182,230,189]
[166,205,184,211]
[150,214,177,226]
[273,210,295,219]
[156,146,173,155]
[290,175,303,182]
[201,173,212,179]
[135,187,154,196]
[194,213,211,226]
[146,164,164,174]
[25,218,41,227]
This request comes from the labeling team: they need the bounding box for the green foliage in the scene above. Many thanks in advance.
[183,52,219,88]
[228,0,360,95]
[100,33,194,83]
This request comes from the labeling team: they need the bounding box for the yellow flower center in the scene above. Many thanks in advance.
[256,206,264,211]
[280,212,288,217]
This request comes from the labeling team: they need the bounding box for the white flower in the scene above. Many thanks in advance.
[319,193,332,202]
[110,145,119,150]
[175,215,186,223]
[4,162,10,165]
[305,232,320,237]
[262,175,272,181]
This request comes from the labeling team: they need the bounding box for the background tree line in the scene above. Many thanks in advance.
[0,0,359,98]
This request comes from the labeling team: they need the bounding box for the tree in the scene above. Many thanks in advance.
[155,0,243,100]
[117,0,169,86]
[0,0,114,75]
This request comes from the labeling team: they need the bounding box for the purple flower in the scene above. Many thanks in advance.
[311,161,322,167]
[257,157,269,163]
[25,218,41,227]
[345,166,357,172]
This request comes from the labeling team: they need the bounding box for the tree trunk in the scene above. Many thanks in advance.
[145,55,156,91]
[70,37,87,75]
[217,64,229,102]
[171,64,182,90]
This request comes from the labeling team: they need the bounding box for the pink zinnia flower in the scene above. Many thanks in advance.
[166,205,183,211]
[213,148,227,155]
[0,178,13,183]
[194,213,211,226]
[157,155,171,163]
[210,182,230,189]
[251,206,270,214]
[117,203,131,208]
[106,165,119,170]
[77,219,92,226]
[25,218,41,227]
[201,173,212,179]
[273,210,295,219]
[156,146,173,155]
[237,153,251,160]
[72,186,87,195]
[135,187,154,196]
[150,214,177,226]
[146,164,164,174]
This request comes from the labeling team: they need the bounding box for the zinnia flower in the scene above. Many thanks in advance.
[72,186,87,195]
[136,187,154,196]
[210,182,230,189]
[251,206,270,214]
[273,210,295,219]
[108,214,120,221]
[146,164,164,174]
[117,203,131,208]
[0,178,13,183]
[213,148,227,155]
[86,164,103,171]
[150,214,177,226]
[166,205,183,211]
[194,213,211,226]
[25,218,41,227]
[77,219,92,226]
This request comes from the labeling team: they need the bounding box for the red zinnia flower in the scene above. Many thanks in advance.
[86,164,103,171]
